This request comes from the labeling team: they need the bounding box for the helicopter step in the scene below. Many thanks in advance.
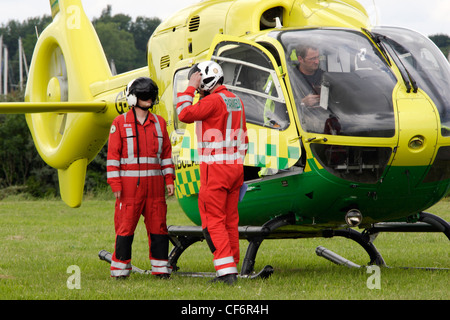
[316,246,362,268]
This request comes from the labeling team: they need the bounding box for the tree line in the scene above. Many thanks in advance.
[0,7,449,199]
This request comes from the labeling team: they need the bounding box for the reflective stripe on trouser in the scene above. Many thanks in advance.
[198,163,243,276]
[110,259,132,277]
[214,256,238,277]
[151,259,172,274]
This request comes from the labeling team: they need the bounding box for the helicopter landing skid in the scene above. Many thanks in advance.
[365,211,450,241]
[98,249,274,279]
[321,211,449,267]
[167,211,449,274]
[174,265,274,280]
[98,213,449,277]
[168,213,296,276]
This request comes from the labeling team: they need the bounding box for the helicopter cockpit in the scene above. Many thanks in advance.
[175,27,449,185]
[277,29,398,183]
[278,29,398,139]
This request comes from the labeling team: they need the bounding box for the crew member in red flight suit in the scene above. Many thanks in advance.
[177,61,248,285]
[107,77,175,279]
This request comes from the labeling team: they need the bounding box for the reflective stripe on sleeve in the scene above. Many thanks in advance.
[162,168,175,176]
[119,170,163,177]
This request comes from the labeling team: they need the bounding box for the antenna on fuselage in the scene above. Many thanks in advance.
[275,17,283,29]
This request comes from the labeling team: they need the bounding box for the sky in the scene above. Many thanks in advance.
[0,0,449,37]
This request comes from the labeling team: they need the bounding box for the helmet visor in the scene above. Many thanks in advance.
[136,91,153,101]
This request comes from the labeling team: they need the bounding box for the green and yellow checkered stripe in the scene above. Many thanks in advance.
[245,141,300,169]
[179,129,300,169]
[180,135,199,162]
[180,138,299,170]
[175,125,302,197]
[175,164,201,198]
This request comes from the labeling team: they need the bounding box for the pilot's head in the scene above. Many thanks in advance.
[296,44,320,75]
[126,77,159,111]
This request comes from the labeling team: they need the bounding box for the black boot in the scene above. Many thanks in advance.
[209,274,237,285]
[154,273,171,280]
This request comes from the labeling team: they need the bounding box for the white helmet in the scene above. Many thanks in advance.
[191,61,224,92]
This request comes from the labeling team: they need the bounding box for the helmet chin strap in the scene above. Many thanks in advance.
[135,103,153,111]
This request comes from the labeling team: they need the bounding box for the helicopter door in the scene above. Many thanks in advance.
[202,34,302,177]
[170,66,203,199]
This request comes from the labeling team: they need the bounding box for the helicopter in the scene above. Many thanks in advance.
[0,0,449,277]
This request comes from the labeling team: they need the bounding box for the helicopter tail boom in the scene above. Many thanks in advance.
[0,101,107,114]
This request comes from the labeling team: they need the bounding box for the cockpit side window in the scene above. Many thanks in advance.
[275,29,397,138]
[373,27,450,137]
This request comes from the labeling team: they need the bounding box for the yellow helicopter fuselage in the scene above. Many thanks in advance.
[145,0,450,228]
[0,0,448,231]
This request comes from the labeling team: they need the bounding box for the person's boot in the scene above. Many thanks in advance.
[154,273,171,280]
[209,274,237,285]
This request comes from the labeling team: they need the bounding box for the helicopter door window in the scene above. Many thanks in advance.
[211,41,290,130]
[172,68,190,132]
[275,29,397,138]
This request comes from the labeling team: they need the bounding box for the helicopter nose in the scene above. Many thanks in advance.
[390,97,439,180]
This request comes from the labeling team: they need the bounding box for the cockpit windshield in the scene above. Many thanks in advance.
[273,29,397,138]
[372,27,450,137]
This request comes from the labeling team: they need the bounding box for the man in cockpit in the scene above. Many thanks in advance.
[296,44,324,108]
[295,44,341,135]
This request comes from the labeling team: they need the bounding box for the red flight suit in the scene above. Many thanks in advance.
[177,85,248,277]
[107,109,175,277]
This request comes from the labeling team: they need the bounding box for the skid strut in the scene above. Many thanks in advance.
[318,211,450,268]
[168,213,296,277]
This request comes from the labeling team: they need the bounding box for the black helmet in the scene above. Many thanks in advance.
[126,77,159,106]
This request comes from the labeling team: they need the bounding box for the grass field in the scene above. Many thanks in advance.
[0,194,448,302]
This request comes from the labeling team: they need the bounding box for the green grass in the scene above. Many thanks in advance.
[0,195,449,300]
